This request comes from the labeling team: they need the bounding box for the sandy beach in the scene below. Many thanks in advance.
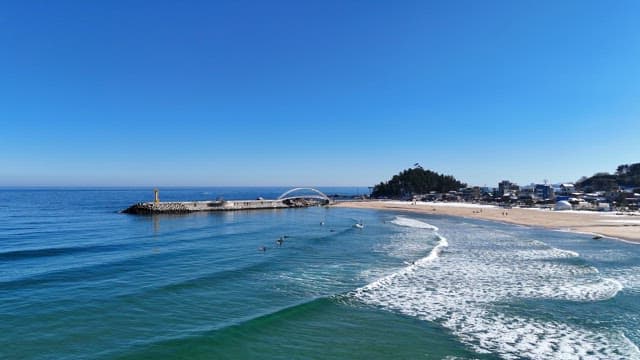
[335,200,640,243]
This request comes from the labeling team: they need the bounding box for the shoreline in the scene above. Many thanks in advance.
[334,200,640,244]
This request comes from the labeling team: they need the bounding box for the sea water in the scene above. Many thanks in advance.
[1,188,639,359]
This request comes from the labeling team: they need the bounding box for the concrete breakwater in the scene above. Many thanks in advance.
[122,198,323,215]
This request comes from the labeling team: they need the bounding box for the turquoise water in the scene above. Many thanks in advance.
[1,188,639,359]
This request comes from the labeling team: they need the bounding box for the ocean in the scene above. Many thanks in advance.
[1,188,639,359]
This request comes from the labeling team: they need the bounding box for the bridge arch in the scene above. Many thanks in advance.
[277,187,331,202]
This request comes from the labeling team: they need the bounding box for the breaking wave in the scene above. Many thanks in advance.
[390,216,439,231]
[352,217,637,359]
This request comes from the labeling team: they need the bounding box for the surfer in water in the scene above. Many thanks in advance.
[276,237,284,246]
[258,246,267,252]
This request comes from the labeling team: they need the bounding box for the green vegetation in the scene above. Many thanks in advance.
[372,167,466,198]
[577,162,640,192]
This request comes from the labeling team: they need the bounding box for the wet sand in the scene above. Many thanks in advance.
[334,201,640,243]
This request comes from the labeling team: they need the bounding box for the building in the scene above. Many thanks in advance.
[557,183,576,196]
[534,184,555,201]
[518,186,535,204]
[555,200,572,211]
[498,180,520,197]
[461,186,481,201]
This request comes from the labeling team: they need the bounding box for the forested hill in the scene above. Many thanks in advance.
[577,162,640,191]
[372,167,466,198]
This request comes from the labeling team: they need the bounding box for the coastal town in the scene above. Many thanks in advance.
[409,180,640,212]
[369,163,640,213]
[334,162,640,243]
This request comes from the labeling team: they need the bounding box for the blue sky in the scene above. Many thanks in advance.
[1,1,639,187]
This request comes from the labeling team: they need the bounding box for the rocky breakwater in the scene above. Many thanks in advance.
[121,198,327,215]
[122,201,196,214]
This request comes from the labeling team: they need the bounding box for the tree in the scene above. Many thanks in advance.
[577,162,640,191]
[617,164,629,175]
[372,167,466,198]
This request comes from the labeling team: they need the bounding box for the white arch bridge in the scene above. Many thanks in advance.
[277,187,332,204]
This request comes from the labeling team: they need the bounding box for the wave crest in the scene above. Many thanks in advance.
[352,221,635,359]
[390,216,439,231]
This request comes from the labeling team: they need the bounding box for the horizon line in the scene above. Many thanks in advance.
[0,185,372,189]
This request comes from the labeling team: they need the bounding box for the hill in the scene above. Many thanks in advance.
[577,162,640,192]
[372,167,466,198]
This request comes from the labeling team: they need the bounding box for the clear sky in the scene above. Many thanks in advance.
[1,1,639,187]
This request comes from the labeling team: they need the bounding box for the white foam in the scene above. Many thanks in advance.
[390,216,439,231]
[624,333,640,354]
[376,231,439,260]
[421,234,448,263]
[602,266,640,293]
[352,225,636,359]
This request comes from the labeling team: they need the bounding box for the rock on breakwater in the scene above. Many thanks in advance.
[122,198,323,215]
